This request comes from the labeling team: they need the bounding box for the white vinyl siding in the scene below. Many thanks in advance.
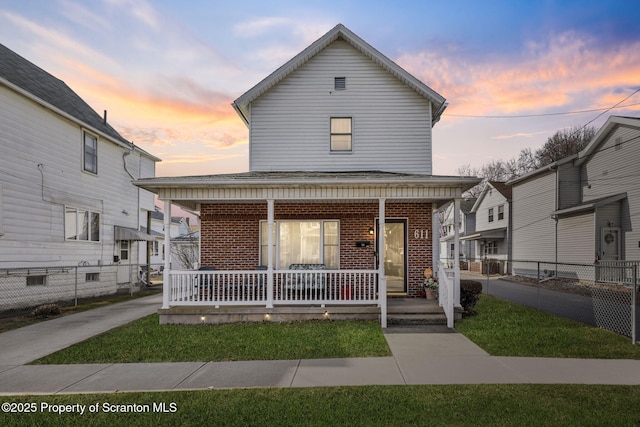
[557,213,594,264]
[249,40,433,174]
[511,172,557,265]
[0,84,153,268]
[581,124,640,261]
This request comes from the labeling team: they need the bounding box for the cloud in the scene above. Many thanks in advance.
[492,131,547,140]
[233,17,291,37]
[397,31,640,116]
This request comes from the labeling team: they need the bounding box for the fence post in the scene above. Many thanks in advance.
[633,265,637,345]
[536,261,541,309]
[74,266,78,306]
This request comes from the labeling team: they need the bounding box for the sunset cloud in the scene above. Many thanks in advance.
[398,31,640,116]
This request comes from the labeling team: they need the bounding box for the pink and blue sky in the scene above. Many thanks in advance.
[1,0,639,176]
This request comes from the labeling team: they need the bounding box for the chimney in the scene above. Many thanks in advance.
[103,110,107,124]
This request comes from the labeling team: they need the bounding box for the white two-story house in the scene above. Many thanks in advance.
[0,43,160,311]
[462,181,512,274]
[134,24,479,326]
[439,198,476,267]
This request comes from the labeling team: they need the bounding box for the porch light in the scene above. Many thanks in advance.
[200,316,206,322]
[265,314,271,320]
[368,227,375,235]
[323,311,329,317]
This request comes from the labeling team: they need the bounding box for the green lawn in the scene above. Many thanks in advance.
[2,385,640,426]
[32,316,391,364]
[456,294,640,359]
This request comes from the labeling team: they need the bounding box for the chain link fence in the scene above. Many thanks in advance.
[0,263,164,317]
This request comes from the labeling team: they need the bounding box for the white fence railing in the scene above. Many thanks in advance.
[438,263,455,328]
[168,269,379,308]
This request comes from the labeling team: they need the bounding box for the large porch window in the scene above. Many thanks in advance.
[260,220,339,268]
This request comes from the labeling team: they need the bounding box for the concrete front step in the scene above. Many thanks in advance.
[387,313,448,325]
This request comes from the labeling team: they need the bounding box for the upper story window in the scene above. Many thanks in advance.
[498,205,504,221]
[83,131,98,174]
[330,117,352,152]
[488,207,494,223]
[65,206,100,241]
[334,77,346,90]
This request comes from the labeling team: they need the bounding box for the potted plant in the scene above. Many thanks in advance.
[423,276,439,300]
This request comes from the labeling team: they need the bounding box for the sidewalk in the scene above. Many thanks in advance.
[1,295,640,395]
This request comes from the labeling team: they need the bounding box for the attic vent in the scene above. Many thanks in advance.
[334,77,346,90]
[615,137,622,151]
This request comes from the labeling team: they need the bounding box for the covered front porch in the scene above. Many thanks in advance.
[133,171,479,327]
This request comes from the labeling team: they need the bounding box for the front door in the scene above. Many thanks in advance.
[377,219,407,293]
[601,227,620,260]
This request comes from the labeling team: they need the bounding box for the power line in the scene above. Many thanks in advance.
[445,101,640,119]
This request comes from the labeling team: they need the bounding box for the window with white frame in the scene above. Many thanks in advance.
[260,220,339,268]
[120,240,129,261]
[83,131,98,174]
[498,204,504,221]
[330,117,352,151]
[65,207,100,241]
[488,207,494,223]
[483,241,498,255]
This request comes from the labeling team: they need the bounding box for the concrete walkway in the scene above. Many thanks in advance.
[1,294,640,395]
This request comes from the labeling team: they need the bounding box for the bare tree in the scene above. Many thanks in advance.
[535,125,596,166]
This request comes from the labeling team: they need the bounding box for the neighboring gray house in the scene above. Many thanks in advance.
[462,181,512,274]
[439,198,476,267]
[510,116,640,276]
[0,43,160,310]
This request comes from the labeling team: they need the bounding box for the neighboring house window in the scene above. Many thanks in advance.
[151,241,159,256]
[330,117,352,151]
[488,208,494,223]
[260,220,339,268]
[85,273,99,282]
[27,275,46,286]
[65,207,100,241]
[483,241,498,255]
[83,131,98,174]
[498,205,504,221]
[334,77,346,90]
[120,240,129,261]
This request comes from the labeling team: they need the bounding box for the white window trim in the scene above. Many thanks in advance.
[330,117,353,153]
[65,205,101,242]
[82,130,98,174]
[260,220,340,269]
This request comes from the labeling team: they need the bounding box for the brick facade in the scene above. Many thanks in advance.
[199,201,432,296]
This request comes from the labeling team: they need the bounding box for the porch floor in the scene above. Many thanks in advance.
[158,297,450,325]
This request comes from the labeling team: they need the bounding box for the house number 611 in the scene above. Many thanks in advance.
[414,229,428,240]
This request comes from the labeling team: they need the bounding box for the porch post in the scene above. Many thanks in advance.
[162,199,172,309]
[378,198,387,328]
[453,197,461,307]
[432,202,440,275]
[266,199,274,308]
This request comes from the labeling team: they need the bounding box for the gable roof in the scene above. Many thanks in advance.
[232,24,447,127]
[0,43,160,161]
[575,116,640,166]
[471,181,511,212]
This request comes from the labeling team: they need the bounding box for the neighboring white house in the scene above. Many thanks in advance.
[134,24,479,326]
[439,198,476,267]
[139,208,192,267]
[462,181,512,274]
[0,43,160,311]
[509,115,640,276]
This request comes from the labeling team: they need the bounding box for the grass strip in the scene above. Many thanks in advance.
[456,294,640,359]
[31,316,391,364]
[2,385,640,426]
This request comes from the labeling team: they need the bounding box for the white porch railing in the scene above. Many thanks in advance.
[438,263,455,328]
[167,269,379,308]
